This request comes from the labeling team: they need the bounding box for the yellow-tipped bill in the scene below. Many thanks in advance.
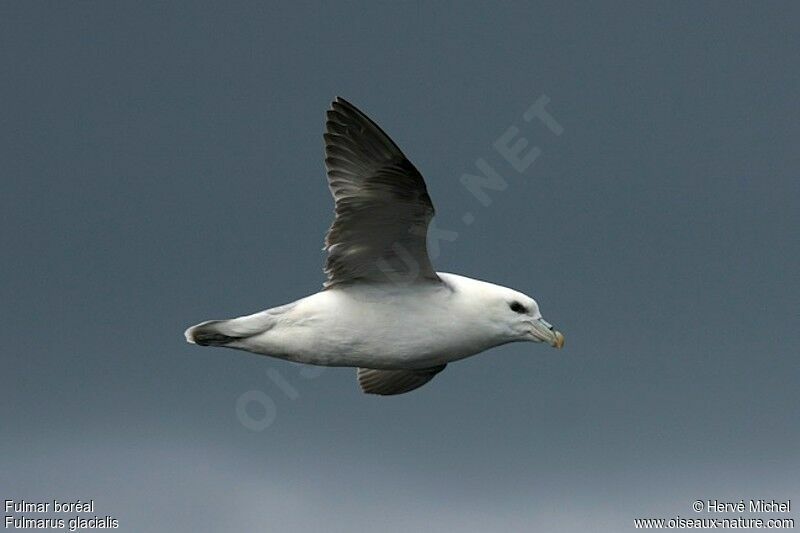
[553,330,565,349]
[531,317,565,348]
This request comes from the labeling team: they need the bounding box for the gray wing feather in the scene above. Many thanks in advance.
[323,97,439,288]
[357,365,447,396]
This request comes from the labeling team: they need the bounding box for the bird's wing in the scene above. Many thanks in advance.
[357,365,447,396]
[323,97,440,288]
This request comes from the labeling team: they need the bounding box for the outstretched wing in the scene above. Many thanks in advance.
[323,97,439,288]
[357,365,447,396]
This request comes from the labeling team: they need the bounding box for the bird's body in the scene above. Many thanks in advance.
[192,273,537,369]
[185,98,564,395]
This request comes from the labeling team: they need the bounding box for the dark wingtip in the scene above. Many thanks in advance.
[331,96,357,112]
[193,331,237,346]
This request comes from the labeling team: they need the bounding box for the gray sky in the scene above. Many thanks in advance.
[2,2,798,531]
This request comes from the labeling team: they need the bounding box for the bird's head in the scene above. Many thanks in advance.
[496,289,564,348]
[443,274,565,349]
[482,284,565,349]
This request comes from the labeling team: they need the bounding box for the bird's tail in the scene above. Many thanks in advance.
[184,310,277,346]
[184,320,239,346]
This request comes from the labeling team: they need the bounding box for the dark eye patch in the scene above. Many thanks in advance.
[509,301,527,314]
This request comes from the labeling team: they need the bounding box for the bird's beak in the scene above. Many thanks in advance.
[531,318,565,349]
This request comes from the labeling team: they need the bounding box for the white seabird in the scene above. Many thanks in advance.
[185,97,564,396]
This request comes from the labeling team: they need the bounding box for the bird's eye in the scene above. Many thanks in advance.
[509,301,527,314]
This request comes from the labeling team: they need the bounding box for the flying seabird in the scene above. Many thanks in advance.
[185,97,564,395]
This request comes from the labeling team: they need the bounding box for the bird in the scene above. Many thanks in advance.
[184,97,564,396]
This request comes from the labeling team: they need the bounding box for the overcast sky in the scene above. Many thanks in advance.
[2,2,798,531]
